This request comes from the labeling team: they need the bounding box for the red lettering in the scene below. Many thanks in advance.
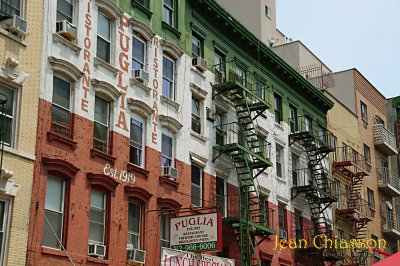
[152,132,157,144]
[119,52,129,72]
[84,36,91,49]
[120,93,126,109]
[84,49,90,62]
[83,62,90,75]
[119,15,129,30]
[153,36,159,47]
[119,31,130,52]
[81,99,88,112]
[85,13,91,26]
[117,71,128,91]
[116,111,128,131]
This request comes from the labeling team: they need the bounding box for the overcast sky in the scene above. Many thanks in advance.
[276,0,400,98]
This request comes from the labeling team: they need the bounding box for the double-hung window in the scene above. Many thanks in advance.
[0,84,16,147]
[191,165,202,207]
[289,105,298,133]
[43,175,66,249]
[278,205,286,232]
[160,213,170,248]
[161,134,173,167]
[191,97,201,134]
[367,188,375,209]
[97,12,111,63]
[291,153,299,186]
[162,56,174,99]
[192,34,202,58]
[0,199,9,264]
[255,80,265,100]
[132,37,146,71]
[52,76,71,137]
[304,116,312,132]
[216,176,226,217]
[337,229,344,257]
[294,211,302,240]
[127,201,141,249]
[215,111,224,145]
[89,190,106,246]
[276,145,283,178]
[364,144,371,172]
[56,0,73,22]
[360,101,368,128]
[1,0,22,16]
[130,117,144,167]
[93,96,110,154]
[274,94,282,123]
[214,52,225,82]
[235,65,246,86]
[162,0,174,27]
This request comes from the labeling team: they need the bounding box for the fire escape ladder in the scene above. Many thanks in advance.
[212,62,274,266]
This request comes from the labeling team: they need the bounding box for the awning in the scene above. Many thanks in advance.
[373,251,400,265]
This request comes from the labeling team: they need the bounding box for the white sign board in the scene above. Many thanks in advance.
[170,213,222,251]
[161,248,235,266]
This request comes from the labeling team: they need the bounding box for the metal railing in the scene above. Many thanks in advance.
[214,122,271,160]
[289,116,335,148]
[294,228,337,249]
[373,124,397,153]
[377,167,400,191]
[336,193,374,219]
[292,168,335,193]
[382,209,400,232]
[332,146,370,175]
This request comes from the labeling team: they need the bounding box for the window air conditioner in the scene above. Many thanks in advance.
[279,230,288,239]
[127,248,146,264]
[206,107,215,122]
[56,20,77,41]
[162,166,178,181]
[132,69,149,83]
[192,57,208,72]
[6,15,28,38]
[88,243,106,257]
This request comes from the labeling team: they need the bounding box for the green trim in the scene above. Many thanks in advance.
[131,0,153,19]
[213,40,228,54]
[230,219,276,235]
[161,21,182,39]
[190,22,207,39]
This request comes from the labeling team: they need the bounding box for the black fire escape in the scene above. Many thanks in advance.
[290,116,342,266]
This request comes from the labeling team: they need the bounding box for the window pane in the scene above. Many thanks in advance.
[132,38,145,69]
[130,119,143,144]
[162,157,172,167]
[45,176,64,212]
[43,210,63,248]
[191,166,201,185]
[57,0,73,22]
[2,117,12,146]
[128,202,141,233]
[90,190,105,209]
[97,37,110,63]
[94,97,109,125]
[164,0,173,8]
[191,186,201,206]
[94,122,108,141]
[52,105,70,126]
[0,85,14,116]
[192,36,201,57]
[90,208,105,223]
[53,77,70,109]
[97,12,110,40]
[162,79,173,99]
[192,97,200,116]
[89,221,104,243]
[162,134,172,157]
[163,57,174,80]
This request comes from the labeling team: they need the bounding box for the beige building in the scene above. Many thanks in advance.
[0,1,43,265]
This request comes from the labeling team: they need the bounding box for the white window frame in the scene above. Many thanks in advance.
[162,0,174,27]
[43,175,66,249]
[0,199,10,265]
[89,190,106,245]
[162,55,175,100]
[192,34,202,58]
[278,204,286,231]
[132,36,147,71]
[216,176,227,217]
[51,76,72,136]
[235,65,246,86]
[0,84,17,148]
[97,11,112,63]
[127,201,141,249]
[130,114,145,167]
[161,131,174,167]
[160,213,170,248]
[191,165,203,207]
[1,0,23,17]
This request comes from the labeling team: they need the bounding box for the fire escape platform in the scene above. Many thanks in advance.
[223,217,275,236]
[292,185,337,204]
[295,247,342,262]
[336,208,372,222]
[332,162,369,178]
[289,132,334,154]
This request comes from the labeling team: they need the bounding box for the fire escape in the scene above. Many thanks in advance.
[333,146,372,266]
[212,60,275,266]
[290,116,341,266]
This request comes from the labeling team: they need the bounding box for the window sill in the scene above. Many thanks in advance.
[0,28,27,46]
[274,122,284,130]
[3,146,35,161]
[160,95,180,110]
[191,66,206,78]
[161,21,182,39]
[130,78,151,96]
[127,163,149,179]
[132,1,153,19]
[276,177,286,184]
[90,148,116,164]
[52,33,81,55]
[94,57,118,77]
[47,131,77,149]
[191,131,207,142]
[42,247,68,257]
[87,256,109,265]
[159,175,179,189]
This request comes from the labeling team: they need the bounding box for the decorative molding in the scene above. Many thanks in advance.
[126,163,149,179]
[214,96,230,113]
[189,152,208,168]
[124,186,152,203]
[276,195,289,205]
[127,98,153,118]
[160,95,180,111]
[87,172,119,192]
[159,115,182,133]
[190,83,207,99]
[160,39,183,60]
[52,33,81,55]
[159,176,179,190]
[47,131,77,149]
[157,197,182,210]
[92,79,121,101]
[94,57,119,77]
[96,0,124,20]
[0,178,20,196]
[256,125,269,137]
[42,157,79,178]
[48,56,83,81]
[161,22,182,39]
[130,78,151,95]
[190,22,207,39]
[212,40,228,54]
[130,17,155,41]
[190,131,207,142]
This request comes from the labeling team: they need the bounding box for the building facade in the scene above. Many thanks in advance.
[26,0,337,265]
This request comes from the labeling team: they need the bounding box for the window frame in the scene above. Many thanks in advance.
[0,199,10,265]
[289,104,298,133]
[93,95,111,154]
[274,94,282,123]
[162,0,175,27]
[278,204,286,231]
[127,201,142,249]
[96,11,112,64]
[191,165,203,207]
[0,84,17,147]
[367,188,375,209]
[276,145,283,178]
[1,0,23,17]
[130,115,145,167]
[216,176,227,217]
[265,5,271,18]
[132,36,147,71]
[294,210,302,240]
[162,55,175,100]
[160,212,170,249]
[191,96,201,134]
[191,33,203,58]
[363,144,371,171]
[51,76,72,137]
[89,189,107,246]
[360,101,368,128]
[56,0,74,23]
[161,132,174,167]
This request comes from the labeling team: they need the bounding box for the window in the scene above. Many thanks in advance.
[192,33,203,58]
[0,200,9,265]
[130,117,144,167]
[318,125,327,143]
[332,136,337,161]
[364,144,371,172]
[215,111,224,145]
[294,211,302,240]
[261,260,271,266]
[161,134,173,167]
[276,145,283,178]
[304,116,312,132]
[191,165,202,207]
[216,176,226,217]
[371,235,379,258]
[337,229,345,257]
[162,56,174,99]
[162,0,174,27]
[127,201,141,249]
[291,153,299,186]
[255,80,265,100]
[160,213,170,248]
[135,0,149,8]
[132,36,146,70]
[43,175,66,249]
[214,52,224,72]
[367,188,375,209]
[274,94,282,123]
[360,101,368,128]
[1,0,22,16]
[265,5,271,18]
[191,97,201,134]
[278,204,286,231]
[289,105,298,133]
[56,0,73,22]
[52,76,71,137]
[375,115,384,126]
[93,96,110,153]
[235,64,246,86]
[89,190,106,245]
[0,84,16,147]
[97,12,111,63]
[334,180,341,209]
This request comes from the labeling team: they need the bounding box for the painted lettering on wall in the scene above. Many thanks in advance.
[103,164,135,184]
[152,37,159,144]
[81,0,92,112]
[115,15,129,131]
